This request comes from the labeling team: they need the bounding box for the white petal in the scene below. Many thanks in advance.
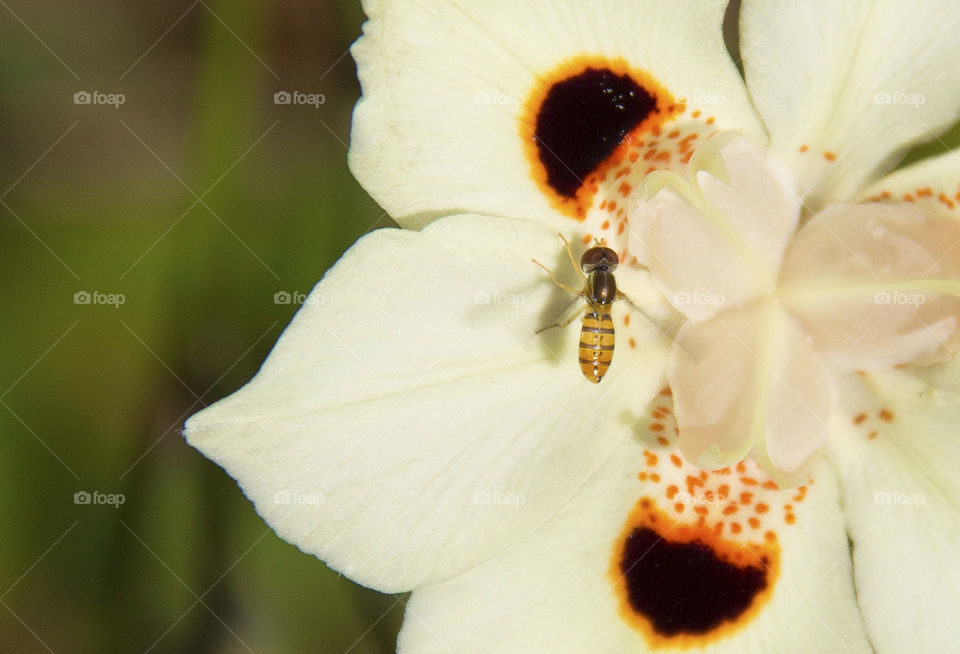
[350,0,763,231]
[399,416,871,653]
[185,215,668,592]
[669,301,833,484]
[829,369,960,654]
[860,149,960,217]
[780,202,960,371]
[630,137,800,321]
[741,0,960,209]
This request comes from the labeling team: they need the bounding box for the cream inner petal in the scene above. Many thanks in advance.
[629,135,800,322]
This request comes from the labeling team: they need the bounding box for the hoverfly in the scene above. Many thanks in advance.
[533,234,627,383]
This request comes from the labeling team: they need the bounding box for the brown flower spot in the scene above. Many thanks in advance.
[610,498,779,647]
[521,56,681,220]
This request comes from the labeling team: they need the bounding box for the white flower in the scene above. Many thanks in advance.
[186,1,960,652]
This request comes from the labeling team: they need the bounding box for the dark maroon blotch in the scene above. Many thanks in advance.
[534,67,657,198]
[620,527,767,636]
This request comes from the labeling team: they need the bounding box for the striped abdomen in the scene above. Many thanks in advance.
[579,304,614,383]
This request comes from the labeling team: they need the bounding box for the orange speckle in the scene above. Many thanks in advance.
[748,518,761,529]
[582,234,592,244]
[705,116,715,125]
[785,513,796,525]
[853,413,867,425]
[917,187,933,197]
[878,408,894,422]
[691,109,701,118]
[731,522,742,534]
[657,436,669,446]
[670,454,683,468]
[618,182,633,197]
[666,485,679,500]
[629,337,637,349]
[761,480,779,491]
[798,144,809,153]
[644,451,659,466]
[616,222,625,235]
[867,430,878,440]
[755,503,769,515]
[904,193,915,202]
[667,130,680,139]
[739,492,753,505]
[659,387,672,397]
[638,471,648,481]
[723,505,739,516]
[674,502,685,514]
[740,477,758,487]
[601,219,610,230]
[823,151,836,162]
[938,193,955,209]
[650,473,661,483]
[736,462,746,474]
[718,484,730,498]
[650,423,665,432]
[694,506,709,516]
[764,531,777,543]
[623,314,630,326]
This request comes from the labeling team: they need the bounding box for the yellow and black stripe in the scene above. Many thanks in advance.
[579,303,615,383]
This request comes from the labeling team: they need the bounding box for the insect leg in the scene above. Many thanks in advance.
[532,257,582,296]
[535,303,586,334]
[557,233,587,281]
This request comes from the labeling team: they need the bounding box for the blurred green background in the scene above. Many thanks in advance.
[0,1,401,652]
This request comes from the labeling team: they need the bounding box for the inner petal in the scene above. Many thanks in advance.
[629,135,801,321]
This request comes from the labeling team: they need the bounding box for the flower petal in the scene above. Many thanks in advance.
[350,0,763,231]
[780,202,960,371]
[860,149,960,217]
[829,368,960,654]
[669,301,833,484]
[184,214,668,592]
[399,415,871,653]
[741,0,960,209]
[629,136,800,321]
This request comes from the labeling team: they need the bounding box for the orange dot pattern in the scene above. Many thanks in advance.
[865,182,960,212]
[849,405,896,441]
[635,389,808,538]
